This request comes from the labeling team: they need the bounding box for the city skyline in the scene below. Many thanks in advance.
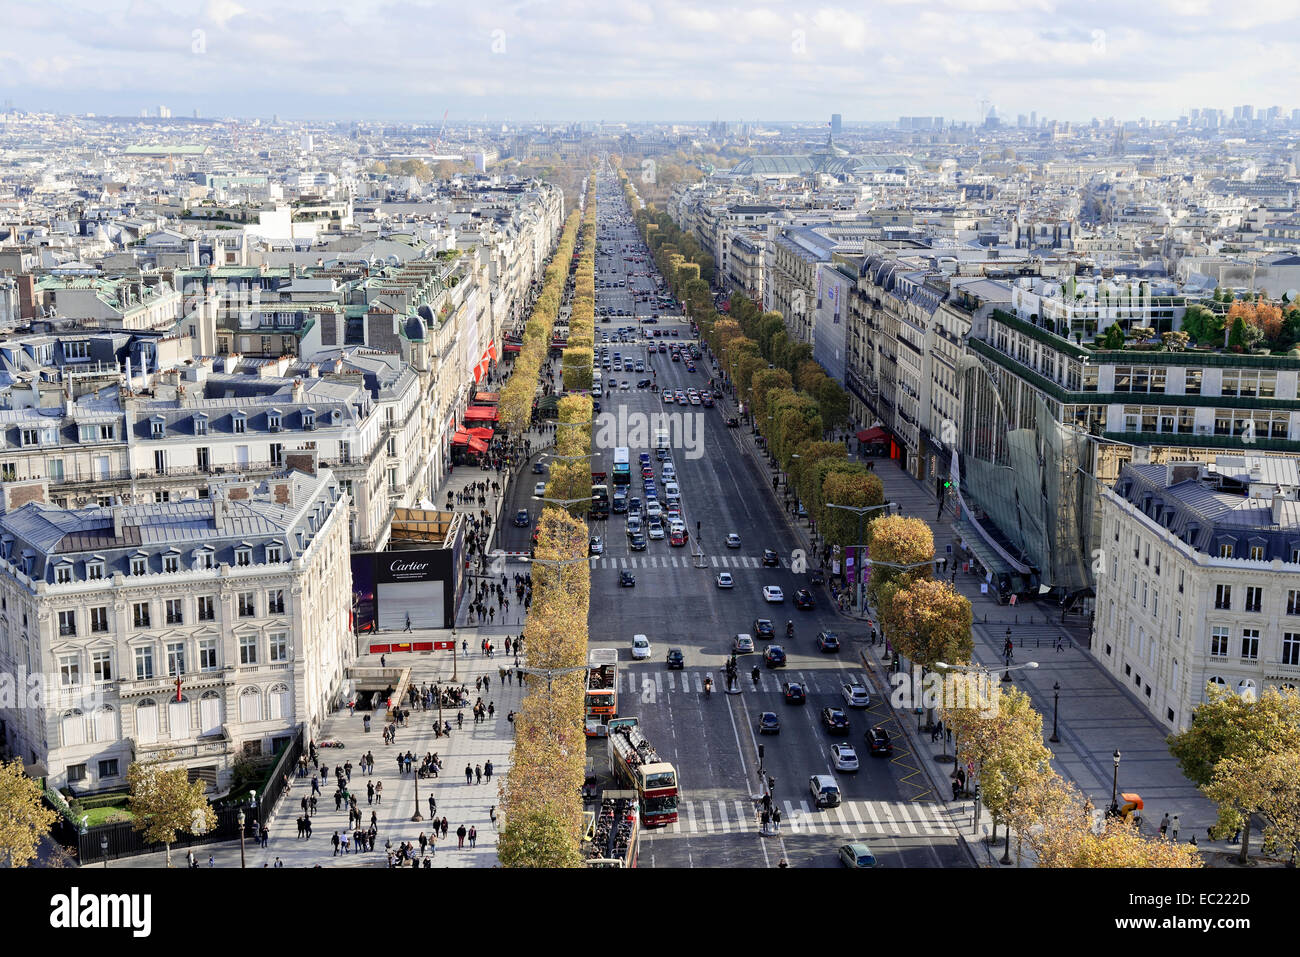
[3,0,1299,123]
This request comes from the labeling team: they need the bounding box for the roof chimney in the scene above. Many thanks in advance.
[111,502,125,539]
[212,491,224,529]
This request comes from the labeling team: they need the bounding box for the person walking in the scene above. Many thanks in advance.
[1160,813,1170,836]
[375,780,382,804]
[441,817,449,839]
[465,763,473,785]
[468,826,477,848]
[484,759,494,782]
[475,763,483,784]
[457,824,467,848]
[331,831,340,856]
[367,780,374,805]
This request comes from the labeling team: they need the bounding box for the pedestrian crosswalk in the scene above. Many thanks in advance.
[618,670,854,696]
[591,554,791,570]
[658,798,958,838]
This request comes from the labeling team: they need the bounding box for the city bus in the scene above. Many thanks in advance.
[612,447,631,486]
[584,648,618,735]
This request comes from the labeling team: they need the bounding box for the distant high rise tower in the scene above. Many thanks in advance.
[1030,111,1037,128]
[830,114,842,135]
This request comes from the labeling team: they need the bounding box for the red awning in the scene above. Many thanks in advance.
[857,427,889,443]
[463,406,499,423]
[451,430,470,446]
[474,392,500,404]
[503,342,521,353]
[466,436,489,454]
[468,427,494,440]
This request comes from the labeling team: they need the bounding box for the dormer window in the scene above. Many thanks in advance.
[268,410,282,432]
[194,413,208,436]
[163,552,180,573]
[194,548,214,571]
[130,555,148,576]
[87,558,105,580]
[266,545,282,563]
[303,409,315,430]
[150,416,165,438]
[235,546,252,567]
[55,562,73,584]
[233,412,247,434]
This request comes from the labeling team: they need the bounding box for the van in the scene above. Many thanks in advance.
[809,774,841,809]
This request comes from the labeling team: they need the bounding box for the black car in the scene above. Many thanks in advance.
[619,570,636,587]
[783,681,807,705]
[764,645,787,668]
[666,648,684,669]
[531,462,546,474]
[762,549,780,567]
[629,534,647,551]
[757,711,781,734]
[809,568,825,585]
[816,631,841,653]
[636,378,652,389]
[513,509,530,527]
[868,727,893,756]
[794,588,816,610]
[753,618,775,639]
[821,708,851,734]
[725,416,740,428]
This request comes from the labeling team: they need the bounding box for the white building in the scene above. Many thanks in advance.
[0,468,353,793]
[1095,457,1300,732]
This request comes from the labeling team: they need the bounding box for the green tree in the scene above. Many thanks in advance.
[0,759,56,867]
[1099,323,1126,349]
[127,757,218,867]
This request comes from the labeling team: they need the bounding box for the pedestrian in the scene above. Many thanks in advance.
[297,816,305,838]
[208,854,215,868]
[457,824,467,848]
[440,817,449,839]
[404,612,412,633]
[476,676,483,693]
[475,763,483,784]
[260,825,269,848]
[375,780,382,803]
[468,826,477,848]
[367,780,374,805]
[490,805,497,825]
[466,764,474,785]
[1159,813,1169,836]
[485,759,494,782]
[484,674,491,693]
[428,794,437,817]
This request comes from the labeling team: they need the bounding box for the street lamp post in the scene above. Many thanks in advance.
[1050,682,1061,743]
[1002,628,1013,682]
[412,768,424,823]
[1108,749,1122,817]
[237,809,246,868]
[825,501,899,618]
[100,835,108,868]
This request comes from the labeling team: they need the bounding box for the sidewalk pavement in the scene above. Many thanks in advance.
[716,383,1240,865]
[110,638,522,868]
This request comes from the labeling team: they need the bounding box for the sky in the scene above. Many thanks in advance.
[2,0,1300,124]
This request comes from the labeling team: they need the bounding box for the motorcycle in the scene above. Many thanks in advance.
[703,674,713,697]
[786,621,794,640]
[751,667,760,688]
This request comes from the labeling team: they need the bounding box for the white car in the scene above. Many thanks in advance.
[763,585,785,603]
[831,744,860,772]
[725,533,742,549]
[534,482,547,497]
[662,463,676,480]
[716,572,734,589]
[631,634,651,660]
[648,521,666,540]
[645,501,663,519]
[842,683,872,708]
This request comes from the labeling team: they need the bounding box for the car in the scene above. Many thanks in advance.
[628,498,641,514]
[592,401,601,413]
[619,569,636,587]
[688,392,700,404]
[589,536,604,556]
[636,378,652,389]
[809,774,842,809]
[838,842,878,869]
[629,533,647,551]
[512,509,530,527]
[782,681,807,705]
[662,392,674,403]
[763,585,785,603]
[669,528,686,547]
[701,393,714,407]
[867,727,893,756]
[763,645,787,668]
[757,711,781,735]
[761,549,780,567]
[794,588,816,610]
[732,633,754,654]
[648,522,665,540]
[842,683,871,708]
[658,343,668,353]
[831,744,860,772]
[665,648,685,669]
[534,482,547,497]
[809,568,825,585]
[725,533,742,549]
[645,501,663,519]
[816,631,841,653]
[531,462,546,474]
[671,351,681,362]
[661,464,676,480]
[821,707,851,734]
[631,635,651,659]
[796,503,808,519]
[725,416,740,428]
[752,618,775,639]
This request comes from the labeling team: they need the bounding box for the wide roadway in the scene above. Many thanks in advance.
[504,168,971,868]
